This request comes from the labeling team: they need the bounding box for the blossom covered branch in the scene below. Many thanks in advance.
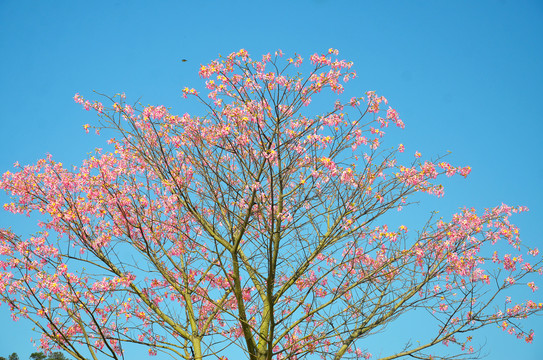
[1,49,541,360]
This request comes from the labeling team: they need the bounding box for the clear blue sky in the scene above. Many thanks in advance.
[0,0,542,359]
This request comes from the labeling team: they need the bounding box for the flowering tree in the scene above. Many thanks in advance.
[0,49,541,360]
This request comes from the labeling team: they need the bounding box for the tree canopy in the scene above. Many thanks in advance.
[0,353,66,360]
[0,49,541,360]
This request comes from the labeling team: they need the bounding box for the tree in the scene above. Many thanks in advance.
[29,352,66,360]
[29,353,47,360]
[46,353,67,360]
[0,49,541,360]
[8,354,19,360]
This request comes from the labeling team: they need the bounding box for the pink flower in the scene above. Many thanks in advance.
[93,102,104,113]
[458,166,471,177]
[124,104,134,115]
[73,93,84,104]
[340,168,354,183]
